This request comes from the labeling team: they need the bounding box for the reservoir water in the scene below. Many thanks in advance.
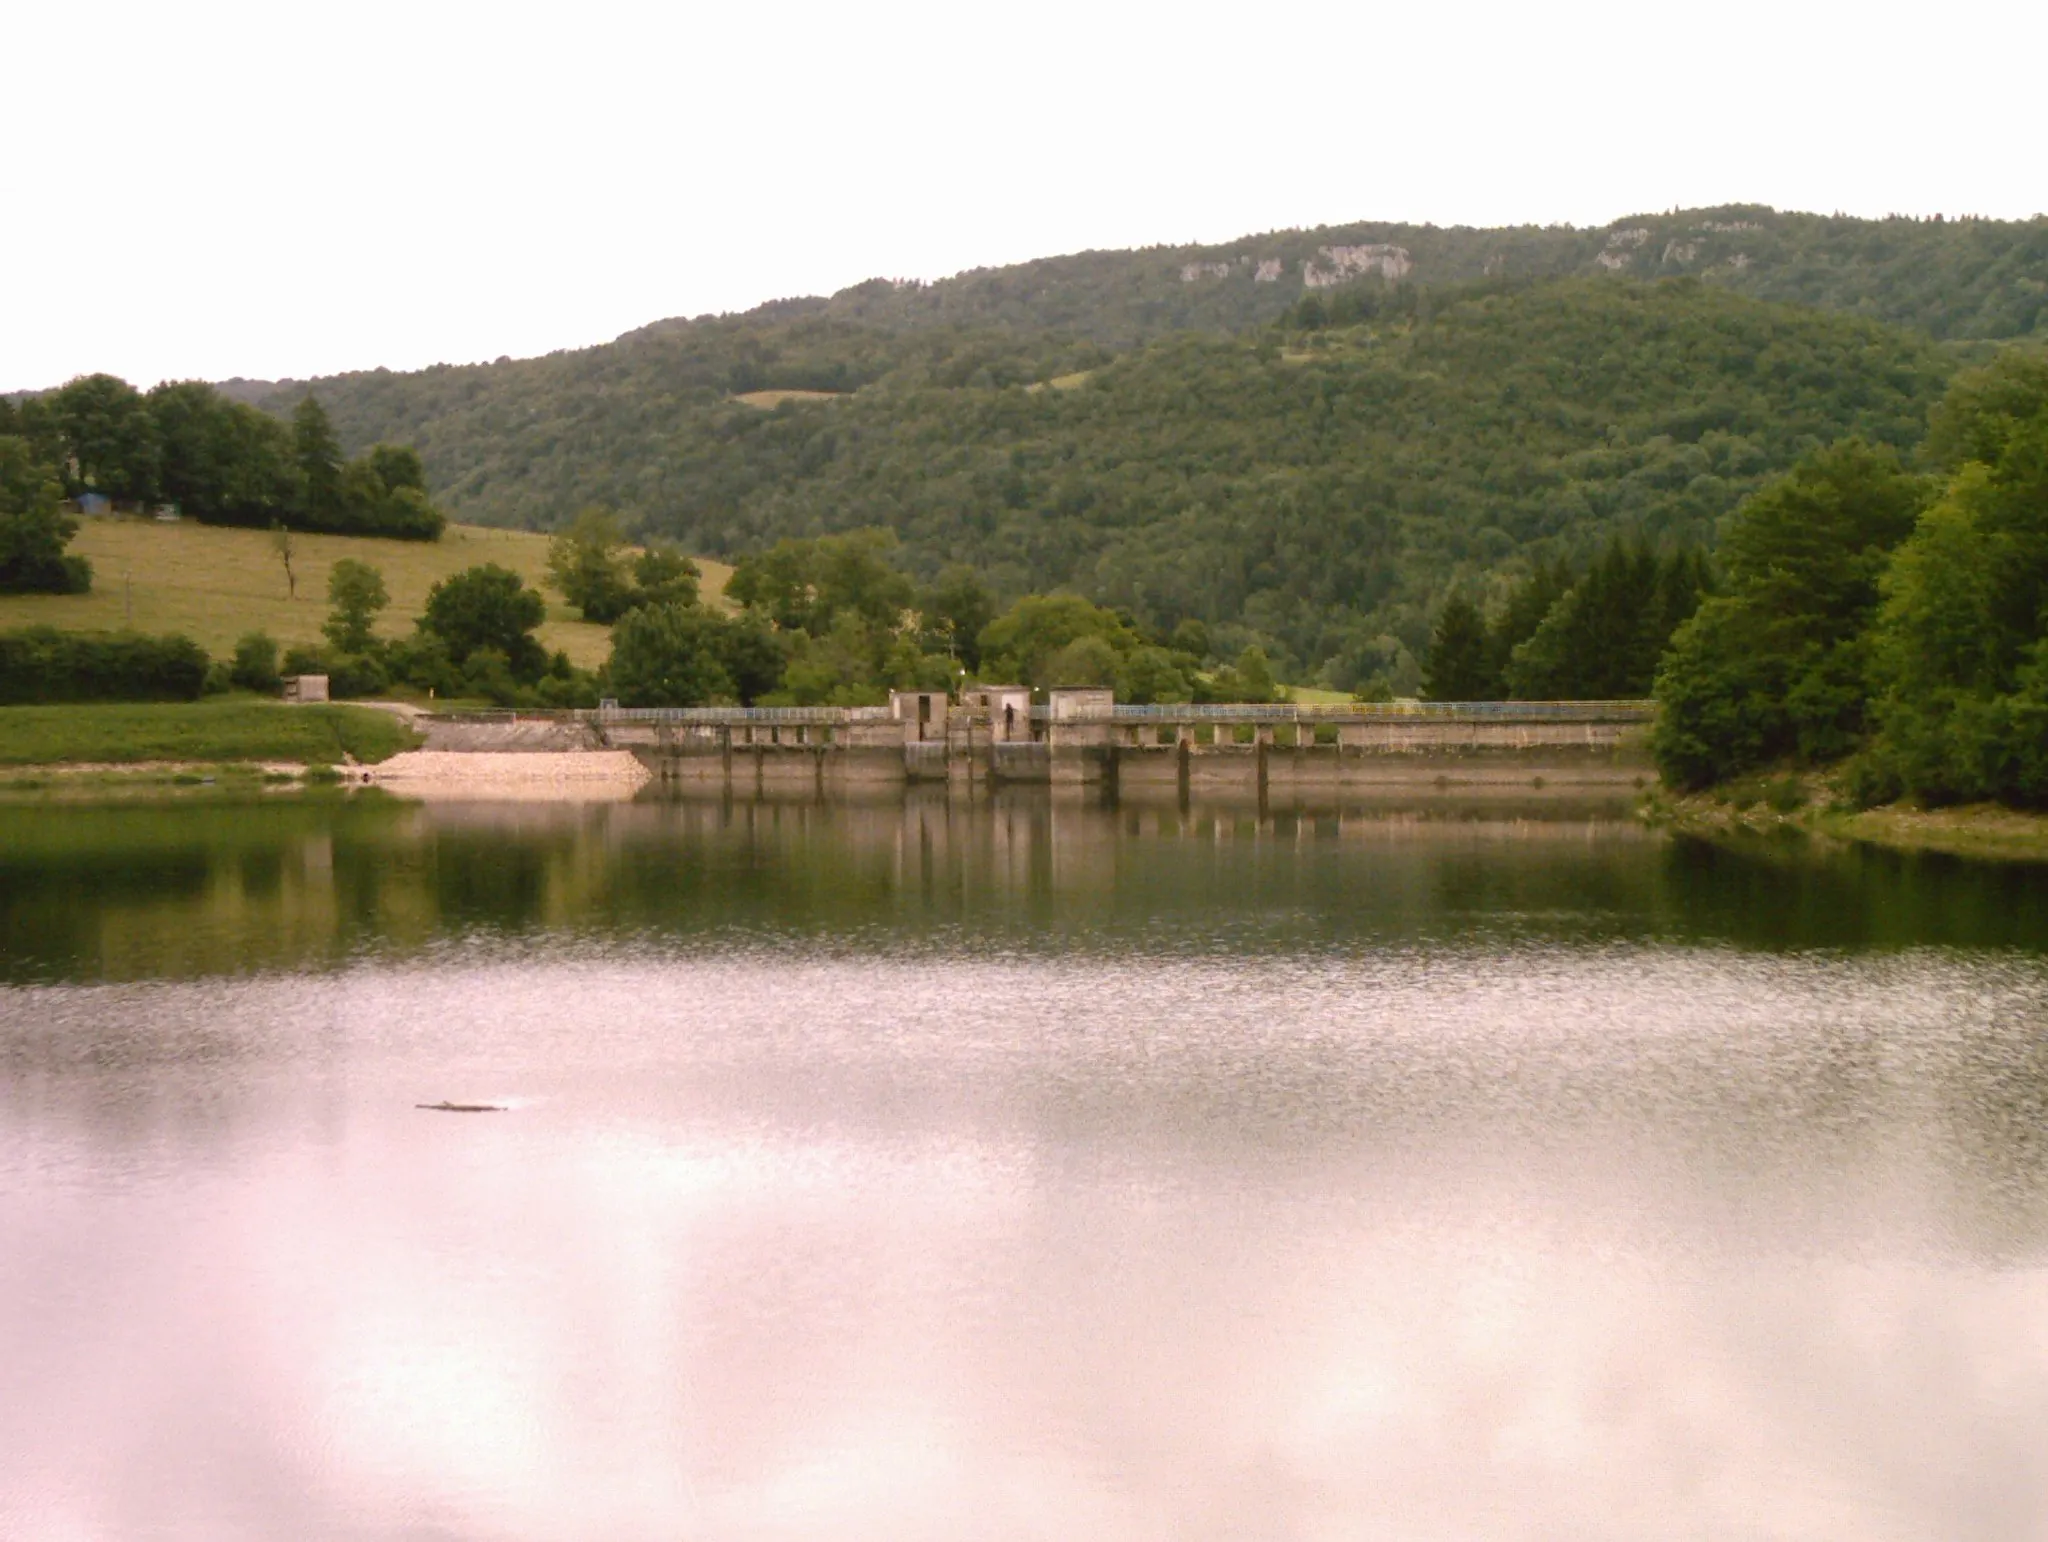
[5,790,2048,1540]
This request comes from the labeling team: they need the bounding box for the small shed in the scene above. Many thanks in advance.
[76,492,112,516]
[282,674,330,703]
[962,685,1032,741]
[888,690,949,742]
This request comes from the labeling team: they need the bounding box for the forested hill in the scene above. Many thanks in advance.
[223,203,2048,687]
[800,205,2048,347]
[257,277,1952,689]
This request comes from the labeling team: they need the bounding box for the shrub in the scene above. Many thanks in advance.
[327,652,390,698]
[418,564,547,681]
[460,647,524,705]
[0,627,209,703]
[606,603,735,707]
[230,632,282,693]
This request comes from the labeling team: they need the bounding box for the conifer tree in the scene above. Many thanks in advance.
[1422,593,1494,700]
[292,396,344,525]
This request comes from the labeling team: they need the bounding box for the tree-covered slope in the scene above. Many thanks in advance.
[229,199,2037,686]
[271,278,1944,685]
[256,319,1111,532]
[810,205,2048,347]
[631,278,1947,684]
[242,207,2042,552]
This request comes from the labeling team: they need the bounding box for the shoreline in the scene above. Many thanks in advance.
[1643,781,2048,864]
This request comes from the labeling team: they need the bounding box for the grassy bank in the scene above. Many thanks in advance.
[1643,773,2048,863]
[0,700,420,769]
[0,517,735,670]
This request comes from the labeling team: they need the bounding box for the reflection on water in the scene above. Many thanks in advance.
[4,791,2048,1539]
[4,790,2048,984]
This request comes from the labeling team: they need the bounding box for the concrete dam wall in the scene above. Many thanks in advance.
[571,691,1657,796]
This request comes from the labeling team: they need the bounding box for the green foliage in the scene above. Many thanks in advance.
[605,602,736,706]
[601,593,791,709]
[0,436,91,595]
[629,544,700,610]
[918,564,996,669]
[230,631,281,693]
[416,563,548,680]
[1652,441,1930,788]
[0,700,418,766]
[719,529,951,700]
[243,275,1951,678]
[1042,634,1121,688]
[1203,645,1280,704]
[1921,349,2048,471]
[323,558,390,653]
[13,376,442,539]
[1118,645,1193,704]
[546,506,633,620]
[1650,350,2048,804]
[0,627,209,703]
[1422,593,1491,700]
[545,507,699,621]
[42,374,159,501]
[148,381,298,523]
[727,528,915,634]
[1504,542,1708,699]
[334,439,445,539]
[293,397,345,525]
[772,615,892,706]
[679,281,1942,676]
[977,593,1140,687]
[1863,361,2048,804]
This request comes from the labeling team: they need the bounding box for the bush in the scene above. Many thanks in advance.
[606,603,735,706]
[460,647,524,705]
[0,436,94,595]
[418,564,547,681]
[383,633,463,698]
[276,641,385,698]
[327,652,389,698]
[230,632,282,693]
[0,627,209,704]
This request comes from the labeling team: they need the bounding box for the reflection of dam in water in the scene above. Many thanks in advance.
[578,689,1657,796]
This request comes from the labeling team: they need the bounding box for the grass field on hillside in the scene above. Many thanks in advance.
[0,700,421,767]
[0,518,736,669]
[734,390,842,408]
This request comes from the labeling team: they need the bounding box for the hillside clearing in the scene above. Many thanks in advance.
[0,518,735,668]
[734,390,842,408]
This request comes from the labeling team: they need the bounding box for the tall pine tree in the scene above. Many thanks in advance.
[292,396,344,526]
[1423,593,1496,700]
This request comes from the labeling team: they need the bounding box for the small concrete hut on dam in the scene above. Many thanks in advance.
[574,689,1657,794]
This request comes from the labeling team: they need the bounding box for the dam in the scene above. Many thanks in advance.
[563,688,1658,795]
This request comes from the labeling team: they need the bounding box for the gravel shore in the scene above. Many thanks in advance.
[367,750,651,796]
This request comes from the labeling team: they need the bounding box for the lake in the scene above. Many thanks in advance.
[5,789,2048,1540]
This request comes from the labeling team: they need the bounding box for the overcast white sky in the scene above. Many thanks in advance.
[6,0,2043,390]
